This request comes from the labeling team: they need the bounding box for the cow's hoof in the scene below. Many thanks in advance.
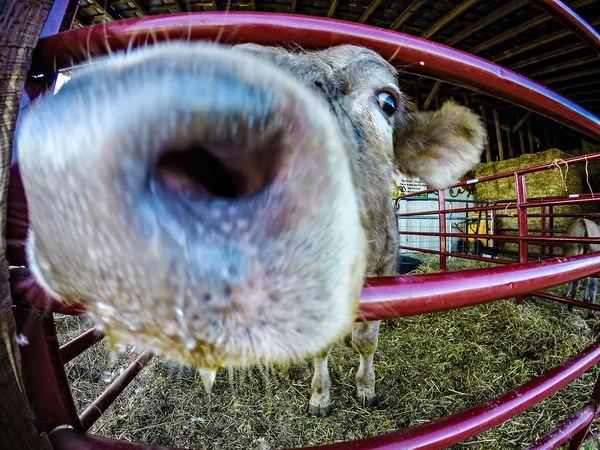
[356,386,376,407]
[309,392,332,418]
[309,402,332,418]
[588,311,596,319]
[567,304,574,312]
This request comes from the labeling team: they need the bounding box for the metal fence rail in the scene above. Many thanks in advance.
[9,4,600,450]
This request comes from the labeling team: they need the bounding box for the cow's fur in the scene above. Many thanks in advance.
[16,42,485,416]
[564,218,600,318]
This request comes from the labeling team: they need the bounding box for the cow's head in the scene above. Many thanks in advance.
[16,42,485,370]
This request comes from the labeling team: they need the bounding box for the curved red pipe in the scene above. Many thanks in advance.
[358,253,600,321]
[46,337,600,450]
[530,0,600,56]
[301,339,600,450]
[29,12,600,140]
[11,252,600,320]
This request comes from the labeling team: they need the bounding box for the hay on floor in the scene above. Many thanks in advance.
[54,256,600,450]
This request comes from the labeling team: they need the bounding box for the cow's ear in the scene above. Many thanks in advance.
[394,101,486,189]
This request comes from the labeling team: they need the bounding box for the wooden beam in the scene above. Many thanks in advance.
[556,78,600,92]
[493,109,504,160]
[507,129,515,158]
[469,15,550,55]
[470,0,594,55]
[480,106,492,163]
[540,66,600,85]
[577,97,600,104]
[0,1,56,449]
[290,0,297,14]
[509,42,586,70]
[131,0,151,15]
[445,0,528,47]
[527,120,534,153]
[519,129,526,155]
[544,127,552,149]
[389,0,426,31]
[486,118,511,132]
[423,81,442,110]
[529,0,600,55]
[413,84,420,110]
[358,0,382,24]
[512,111,532,133]
[528,55,598,78]
[567,88,600,98]
[493,16,600,63]
[174,0,189,12]
[421,0,479,39]
[97,1,122,20]
[326,0,339,18]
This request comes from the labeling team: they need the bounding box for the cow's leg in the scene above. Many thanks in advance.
[588,278,598,319]
[352,320,380,407]
[309,345,333,417]
[584,277,592,303]
[565,279,581,312]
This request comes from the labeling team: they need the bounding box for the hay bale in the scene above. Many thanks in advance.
[473,149,589,256]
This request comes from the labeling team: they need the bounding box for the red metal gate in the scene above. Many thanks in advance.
[8,2,600,449]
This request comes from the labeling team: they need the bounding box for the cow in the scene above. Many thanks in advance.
[564,218,600,318]
[15,41,485,417]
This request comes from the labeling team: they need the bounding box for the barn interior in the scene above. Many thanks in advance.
[68,0,600,161]
[13,2,600,450]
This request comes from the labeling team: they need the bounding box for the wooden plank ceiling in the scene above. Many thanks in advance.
[68,0,600,161]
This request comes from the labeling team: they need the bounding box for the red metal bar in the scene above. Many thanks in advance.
[533,292,600,313]
[13,252,600,322]
[399,198,600,218]
[570,369,600,449]
[297,338,600,450]
[358,253,600,321]
[541,206,548,260]
[438,191,447,271]
[530,0,600,56]
[10,267,87,316]
[549,205,555,258]
[399,231,519,241]
[523,236,600,243]
[13,305,82,432]
[524,401,596,450]
[399,231,600,245]
[41,342,600,450]
[398,246,514,264]
[29,13,600,140]
[397,204,511,217]
[516,174,529,304]
[523,213,600,218]
[524,197,600,208]
[79,350,154,431]
[49,427,191,450]
[495,228,566,233]
[397,153,600,200]
[60,328,105,365]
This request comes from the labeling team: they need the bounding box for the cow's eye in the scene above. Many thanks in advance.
[376,92,396,116]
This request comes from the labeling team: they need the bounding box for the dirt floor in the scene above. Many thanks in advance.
[54,254,600,450]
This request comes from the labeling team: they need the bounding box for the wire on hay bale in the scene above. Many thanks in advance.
[473,148,599,255]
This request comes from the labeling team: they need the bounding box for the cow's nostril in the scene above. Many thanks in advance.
[155,141,281,200]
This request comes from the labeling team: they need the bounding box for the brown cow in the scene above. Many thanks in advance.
[16,42,485,417]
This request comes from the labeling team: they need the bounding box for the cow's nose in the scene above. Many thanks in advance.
[154,131,283,200]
